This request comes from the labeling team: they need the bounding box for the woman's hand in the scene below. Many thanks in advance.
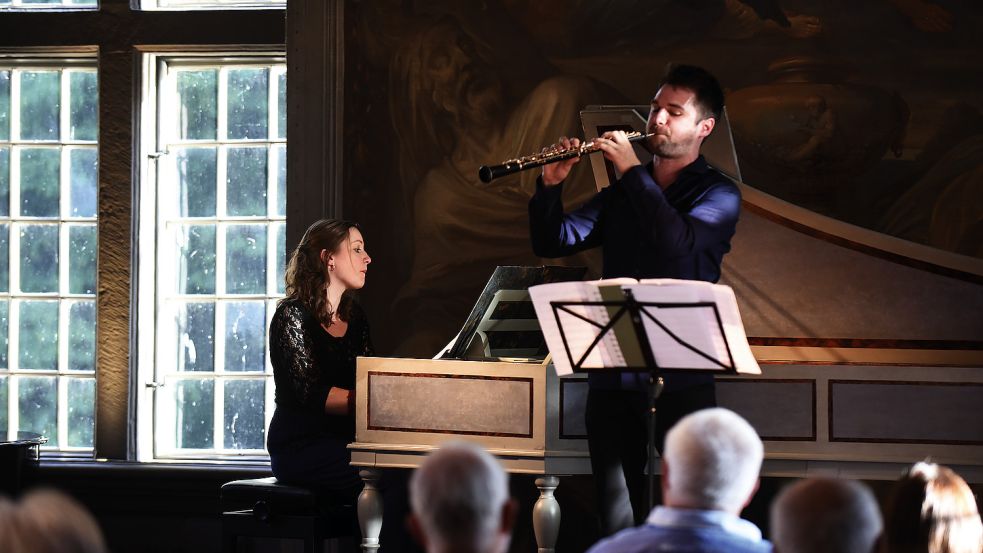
[325,387,352,415]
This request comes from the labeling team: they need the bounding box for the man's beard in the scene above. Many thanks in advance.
[649,133,697,159]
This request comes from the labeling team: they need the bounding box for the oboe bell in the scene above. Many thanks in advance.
[477,131,653,183]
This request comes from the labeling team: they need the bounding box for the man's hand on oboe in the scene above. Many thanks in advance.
[596,131,642,175]
[542,136,581,186]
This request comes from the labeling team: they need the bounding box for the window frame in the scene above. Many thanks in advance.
[135,49,285,462]
[0,1,98,12]
[136,0,284,11]
[0,51,99,457]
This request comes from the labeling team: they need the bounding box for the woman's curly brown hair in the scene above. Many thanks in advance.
[281,219,359,328]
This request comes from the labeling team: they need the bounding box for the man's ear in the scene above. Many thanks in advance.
[500,498,519,533]
[407,513,428,549]
[698,117,716,139]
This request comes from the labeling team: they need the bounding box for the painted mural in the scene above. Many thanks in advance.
[344,0,983,355]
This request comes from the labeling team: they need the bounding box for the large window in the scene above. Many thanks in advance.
[137,53,285,460]
[0,57,98,453]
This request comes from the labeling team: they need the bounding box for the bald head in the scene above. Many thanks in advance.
[771,478,882,553]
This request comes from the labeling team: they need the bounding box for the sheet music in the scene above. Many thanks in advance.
[627,280,728,369]
[532,278,760,376]
[529,281,622,375]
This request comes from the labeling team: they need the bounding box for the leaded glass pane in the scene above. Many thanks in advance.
[177,70,217,141]
[0,377,6,431]
[19,71,59,141]
[275,144,285,217]
[224,301,265,372]
[177,302,214,372]
[68,301,95,371]
[176,379,213,449]
[0,147,9,216]
[225,225,266,294]
[19,225,58,293]
[69,72,97,141]
[0,225,7,293]
[67,377,94,447]
[69,148,97,217]
[226,147,267,216]
[19,148,60,218]
[175,148,216,218]
[0,301,7,368]
[18,376,56,442]
[0,72,9,141]
[274,222,285,294]
[178,225,216,294]
[276,72,285,140]
[18,300,58,370]
[226,68,268,140]
[69,225,96,294]
[224,379,264,449]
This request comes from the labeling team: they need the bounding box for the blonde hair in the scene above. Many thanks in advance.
[884,462,983,553]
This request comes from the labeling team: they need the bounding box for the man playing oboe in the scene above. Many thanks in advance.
[527,65,741,537]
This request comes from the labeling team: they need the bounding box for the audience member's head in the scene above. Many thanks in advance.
[662,407,764,514]
[409,441,516,553]
[771,477,882,553]
[883,462,983,553]
[0,489,107,553]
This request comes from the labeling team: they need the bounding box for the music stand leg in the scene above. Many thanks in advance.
[647,374,665,512]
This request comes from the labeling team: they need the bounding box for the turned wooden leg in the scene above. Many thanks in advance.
[533,475,561,553]
[357,469,383,553]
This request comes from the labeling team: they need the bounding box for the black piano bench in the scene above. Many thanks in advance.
[220,477,356,553]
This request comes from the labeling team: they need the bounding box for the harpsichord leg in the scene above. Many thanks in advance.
[533,475,561,553]
[357,469,383,553]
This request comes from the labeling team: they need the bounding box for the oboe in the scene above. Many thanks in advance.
[477,131,653,183]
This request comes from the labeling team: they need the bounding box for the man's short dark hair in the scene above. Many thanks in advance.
[661,65,724,122]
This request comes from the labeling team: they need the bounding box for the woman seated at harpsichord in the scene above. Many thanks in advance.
[267,218,373,502]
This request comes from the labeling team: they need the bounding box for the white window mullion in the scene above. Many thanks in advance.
[213,299,227,450]
[56,366,69,449]
[213,373,225,452]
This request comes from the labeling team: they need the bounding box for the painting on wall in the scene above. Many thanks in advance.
[343,0,983,356]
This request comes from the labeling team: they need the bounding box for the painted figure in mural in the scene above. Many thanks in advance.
[528,65,741,535]
[266,219,373,501]
[388,18,610,356]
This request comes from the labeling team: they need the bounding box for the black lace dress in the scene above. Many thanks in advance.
[267,298,373,495]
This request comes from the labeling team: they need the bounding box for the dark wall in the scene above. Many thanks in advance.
[342,0,983,357]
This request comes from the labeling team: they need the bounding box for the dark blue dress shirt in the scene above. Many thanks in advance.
[528,155,741,390]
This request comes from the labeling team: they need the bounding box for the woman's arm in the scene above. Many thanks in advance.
[270,302,336,413]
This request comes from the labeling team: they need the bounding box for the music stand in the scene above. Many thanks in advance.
[543,285,744,510]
